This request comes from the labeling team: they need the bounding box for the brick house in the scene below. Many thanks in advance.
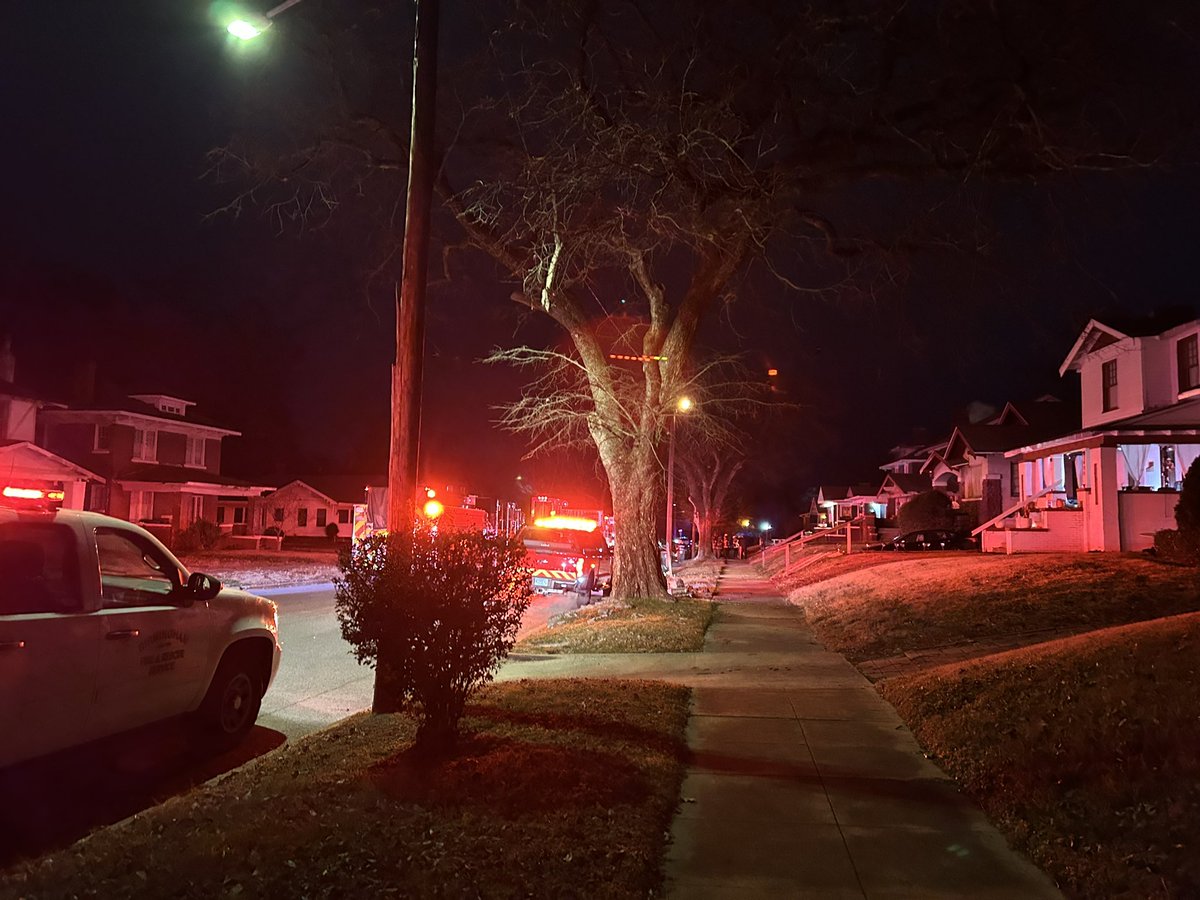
[39,391,269,544]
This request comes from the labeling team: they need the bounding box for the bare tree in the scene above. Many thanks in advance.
[210,0,1198,601]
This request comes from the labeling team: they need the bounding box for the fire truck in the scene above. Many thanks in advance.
[518,512,612,597]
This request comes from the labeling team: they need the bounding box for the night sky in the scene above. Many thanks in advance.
[3,2,1199,524]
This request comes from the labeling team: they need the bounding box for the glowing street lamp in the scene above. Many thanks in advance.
[226,0,306,40]
[665,396,693,578]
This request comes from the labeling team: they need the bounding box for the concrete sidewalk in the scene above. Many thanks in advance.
[661,561,1061,899]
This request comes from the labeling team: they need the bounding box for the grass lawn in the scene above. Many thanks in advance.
[789,552,1200,662]
[2,679,690,900]
[773,548,969,593]
[880,613,1200,899]
[516,597,715,653]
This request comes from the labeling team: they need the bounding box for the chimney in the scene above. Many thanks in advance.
[0,335,14,384]
[71,359,97,406]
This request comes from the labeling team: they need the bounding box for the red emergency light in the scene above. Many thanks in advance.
[533,515,597,532]
[2,485,66,510]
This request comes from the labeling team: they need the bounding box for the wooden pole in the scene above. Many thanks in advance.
[377,0,440,715]
[387,0,440,535]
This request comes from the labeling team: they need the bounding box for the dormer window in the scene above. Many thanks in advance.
[185,435,206,468]
[160,401,184,415]
[132,428,158,463]
[1102,359,1118,412]
[1179,335,1200,394]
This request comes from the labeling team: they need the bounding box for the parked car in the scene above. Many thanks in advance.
[865,529,978,551]
[0,492,281,769]
[518,524,612,598]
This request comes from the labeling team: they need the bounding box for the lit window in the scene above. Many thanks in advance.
[1101,360,1118,412]
[1179,335,1200,393]
[132,428,158,462]
[93,424,111,452]
[185,436,206,468]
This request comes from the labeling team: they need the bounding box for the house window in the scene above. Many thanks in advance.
[316,508,327,528]
[217,506,226,525]
[337,508,350,524]
[185,436,206,468]
[1101,359,1118,412]
[297,508,308,527]
[129,490,155,522]
[1179,336,1200,393]
[233,506,246,524]
[1010,461,1020,498]
[93,424,111,452]
[160,401,184,415]
[187,495,204,524]
[132,428,158,462]
[273,507,284,522]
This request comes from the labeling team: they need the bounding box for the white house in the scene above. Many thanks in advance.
[980,314,1200,553]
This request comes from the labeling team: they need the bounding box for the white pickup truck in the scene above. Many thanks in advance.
[0,505,281,769]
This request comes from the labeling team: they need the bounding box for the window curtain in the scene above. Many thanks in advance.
[1120,444,1150,488]
[1176,444,1200,482]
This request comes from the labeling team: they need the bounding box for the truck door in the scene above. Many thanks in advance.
[91,527,209,736]
[0,521,99,768]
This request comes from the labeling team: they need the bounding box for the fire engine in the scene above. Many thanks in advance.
[518,513,612,597]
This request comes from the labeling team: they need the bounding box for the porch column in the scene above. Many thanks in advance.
[62,480,87,511]
[1085,446,1122,552]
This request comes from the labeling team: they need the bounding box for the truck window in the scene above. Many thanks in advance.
[0,523,82,615]
[95,528,181,608]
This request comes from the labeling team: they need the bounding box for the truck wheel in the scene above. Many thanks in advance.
[197,651,262,748]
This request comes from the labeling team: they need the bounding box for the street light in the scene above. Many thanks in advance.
[665,396,693,579]
[226,0,306,40]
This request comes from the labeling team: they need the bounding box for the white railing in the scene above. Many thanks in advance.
[970,484,1057,537]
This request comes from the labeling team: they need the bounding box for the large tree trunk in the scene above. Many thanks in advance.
[604,451,668,602]
[692,507,714,562]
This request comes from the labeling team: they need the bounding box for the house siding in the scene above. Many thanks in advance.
[1080,341,1147,428]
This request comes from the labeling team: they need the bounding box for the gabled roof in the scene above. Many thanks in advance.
[816,485,849,503]
[263,475,382,505]
[0,441,101,481]
[1058,319,1131,376]
[46,391,238,434]
[880,472,931,495]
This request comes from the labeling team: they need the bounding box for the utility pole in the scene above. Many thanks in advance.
[387,0,440,534]
[378,0,440,715]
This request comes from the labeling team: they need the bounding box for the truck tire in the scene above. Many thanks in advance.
[196,649,263,749]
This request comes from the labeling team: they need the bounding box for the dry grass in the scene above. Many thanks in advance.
[774,549,971,593]
[672,558,724,598]
[1,679,689,900]
[516,597,715,654]
[789,553,1200,662]
[880,614,1200,899]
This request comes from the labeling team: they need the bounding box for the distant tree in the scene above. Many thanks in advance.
[897,491,957,533]
[334,528,533,749]
[212,0,1199,602]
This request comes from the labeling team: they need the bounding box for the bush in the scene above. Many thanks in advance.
[1154,529,1200,563]
[263,525,284,537]
[325,521,340,539]
[1177,462,1200,535]
[175,519,223,553]
[334,527,533,753]
[897,490,957,533]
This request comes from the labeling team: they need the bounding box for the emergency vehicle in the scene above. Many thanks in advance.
[0,482,281,768]
[518,515,612,597]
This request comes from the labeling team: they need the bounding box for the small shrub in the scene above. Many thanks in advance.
[897,490,956,533]
[175,519,223,553]
[335,527,533,753]
[1154,528,1200,563]
[262,525,284,537]
[325,521,340,539]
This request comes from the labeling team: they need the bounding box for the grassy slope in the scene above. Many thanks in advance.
[880,614,1200,899]
[789,553,1200,661]
[516,597,715,653]
[2,680,689,900]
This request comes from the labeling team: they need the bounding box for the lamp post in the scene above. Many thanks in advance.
[665,396,693,578]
